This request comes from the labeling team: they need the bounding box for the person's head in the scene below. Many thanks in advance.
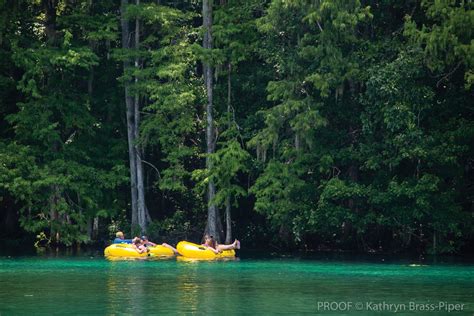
[141,236,148,242]
[116,231,124,239]
[132,237,142,245]
[203,234,215,247]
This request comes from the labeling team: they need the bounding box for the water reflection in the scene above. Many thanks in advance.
[106,261,147,315]
[174,259,244,314]
[176,261,200,313]
[106,265,121,316]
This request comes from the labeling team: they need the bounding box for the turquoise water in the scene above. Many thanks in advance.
[0,254,472,315]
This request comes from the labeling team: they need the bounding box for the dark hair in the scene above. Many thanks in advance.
[203,234,216,248]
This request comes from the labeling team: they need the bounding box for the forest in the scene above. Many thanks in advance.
[0,0,472,255]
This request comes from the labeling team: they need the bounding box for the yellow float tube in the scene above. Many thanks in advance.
[104,243,175,258]
[176,241,235,260]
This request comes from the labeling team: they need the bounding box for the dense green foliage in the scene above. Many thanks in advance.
[0,0,472,254]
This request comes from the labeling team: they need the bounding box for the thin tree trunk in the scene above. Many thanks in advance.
[227,63,231,114]
[93,217,99,239]
[87,217,92,241]
[225,62,232,244]
[121,0,138,232]
[43,0,58,44]
[49,184,60,242]
[203,0,218,241]
[134,0,147,233]
[225,196,232,243]
[87,66,94,95]
[87,216,99,240]
[86,9,97,238]
[145,205,152,223]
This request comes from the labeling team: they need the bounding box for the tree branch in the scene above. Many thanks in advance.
[436,61,462,88]
[142,159,161,180]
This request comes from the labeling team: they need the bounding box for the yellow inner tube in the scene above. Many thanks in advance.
[176,241,235,259]
[104,243,175,258]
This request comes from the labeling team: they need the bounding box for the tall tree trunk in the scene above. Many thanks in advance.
[121,0,139,232]
[203,0,218,241]
[86,1,96,238]
[87,217,99,240]
[134,0,148,233]
[93,217,99,238]
[43,0,62,243]
[43,0,58,44]
[225,62,232,244]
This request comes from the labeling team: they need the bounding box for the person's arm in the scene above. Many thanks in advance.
[201,244,219,254]
[208,246,219,254]
[133,244,145,254]
[146,241,157,247]
[113,238,133,244]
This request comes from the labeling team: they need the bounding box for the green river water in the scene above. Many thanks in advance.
[0,252,472,315]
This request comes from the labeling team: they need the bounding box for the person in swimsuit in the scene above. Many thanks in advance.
[141,235,179,255]
[201,234,240,254]
[132,237,148,254]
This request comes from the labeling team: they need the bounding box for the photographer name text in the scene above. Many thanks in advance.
[316,301,466,313]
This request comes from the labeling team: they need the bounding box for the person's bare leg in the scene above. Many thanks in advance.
[162,243,179,254]
[217,240,240,251]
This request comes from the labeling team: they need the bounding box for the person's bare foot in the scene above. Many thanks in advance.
[234,239,241,250]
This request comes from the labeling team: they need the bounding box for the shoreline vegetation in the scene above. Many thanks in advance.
[1,238,474,262]
[0,1,473,256]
